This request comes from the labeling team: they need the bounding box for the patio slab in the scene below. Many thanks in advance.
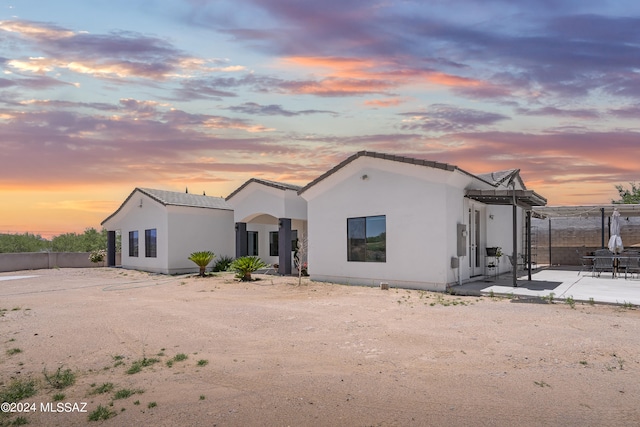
[452,267,640,306]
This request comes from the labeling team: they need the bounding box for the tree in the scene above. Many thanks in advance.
[0,233,48,253]
[51,228,108,252]
[613,182,640,204]
[188,251,216,277]
[294,233,309,286]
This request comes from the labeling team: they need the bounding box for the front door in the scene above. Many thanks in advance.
[469,206,482,276]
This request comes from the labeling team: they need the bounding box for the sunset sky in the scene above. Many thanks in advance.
[1,0,640,237]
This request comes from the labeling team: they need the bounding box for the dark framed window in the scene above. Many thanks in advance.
[347,215,386,262]
[248,231,258,256]
[128,231,139,257]
[269,231,278,256]
[270,230,299,256]
[145,229,157,258]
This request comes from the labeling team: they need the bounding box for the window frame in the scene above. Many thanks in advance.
[347,215,386,263]
[247,231,259,256]
[269,231,279,256]
[144,228,157,258]
[128,230,139,257]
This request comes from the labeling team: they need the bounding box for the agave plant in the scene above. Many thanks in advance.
[188,251,216,277]
[229,256,269,281]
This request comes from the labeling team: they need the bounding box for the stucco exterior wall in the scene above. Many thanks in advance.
[102,190,234,275]
[303,157,474,291]
[106,191,169,273]
[166,205,234,274]
[485,204,524,275]
[229,183,306,222]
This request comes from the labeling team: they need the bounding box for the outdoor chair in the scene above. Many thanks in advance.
[620,251,640,279]
[592,249,614,277]
[576,249,591,275]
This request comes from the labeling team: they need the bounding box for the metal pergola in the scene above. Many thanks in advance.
[466,189,548,287]
[532,204,640,264]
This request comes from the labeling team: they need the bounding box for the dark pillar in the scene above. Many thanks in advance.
[601,207,605,249]
[107,231,116,267]
[511,184,518,287]
[548,217,552,266]
[278,218,292,275]
[512,201,518,287]
[235,222,247,258]
[526,210,532,281]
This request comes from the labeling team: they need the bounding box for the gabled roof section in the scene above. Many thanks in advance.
[101,187,232,226]
[138,188,233,209]
[298,151,457,195]
[466,169,546,208]
[226,178,302,201]
[476,169,526,190]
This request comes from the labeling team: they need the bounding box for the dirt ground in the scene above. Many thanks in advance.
[1,268,639,427]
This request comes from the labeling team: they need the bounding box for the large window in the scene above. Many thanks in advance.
[248,231,258,256]
[347,215,386,262]
[128,231,139,257]
[145,229,157,258]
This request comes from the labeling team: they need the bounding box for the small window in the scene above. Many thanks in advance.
[248,231,258,256]
[347,215,386,262]
[128,231,139,257]
[145,229,157,258]
[269,231,279,256]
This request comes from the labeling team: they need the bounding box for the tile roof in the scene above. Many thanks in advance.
[101,187,232,226]
[139,188,233,210]
[298,151,458,194]
[226,178,302,200]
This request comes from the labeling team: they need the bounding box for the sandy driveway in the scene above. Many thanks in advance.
[1,268,639,426]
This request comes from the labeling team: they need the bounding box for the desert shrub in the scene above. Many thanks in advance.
[43,367,76,389]
[229,256,269,281]
[188,251,216,276]
[212,256,234,272]
[0,378,37,402]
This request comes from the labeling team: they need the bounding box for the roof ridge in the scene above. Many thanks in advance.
[226,178,302,200]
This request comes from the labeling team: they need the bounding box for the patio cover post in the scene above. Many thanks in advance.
[526,210,532,281]
[548,217,551,266]
[601,207,605,249]
[511,181,518,287]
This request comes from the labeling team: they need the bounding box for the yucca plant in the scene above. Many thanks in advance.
[229,256,269,281]
[188,251,216,277]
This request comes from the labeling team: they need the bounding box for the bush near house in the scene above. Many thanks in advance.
[188,251,216,277]
[229,256,269,281]
[212,255,234,272]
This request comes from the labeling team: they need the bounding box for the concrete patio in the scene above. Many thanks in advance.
[452,266,640,306]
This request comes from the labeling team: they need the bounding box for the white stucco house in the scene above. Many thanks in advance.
[298,151,546,291]
[101,188,234,274]
[226,178,307,275]
[101,152,546,290]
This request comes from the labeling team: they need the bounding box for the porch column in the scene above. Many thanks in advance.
[526,210,532,281]
[511,184,518,287]
[235,222,248,258]
[278,218,292,275]
[107,231,116,267]
[601,207,605,249]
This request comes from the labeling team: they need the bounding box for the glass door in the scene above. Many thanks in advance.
[468,206,482,276]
